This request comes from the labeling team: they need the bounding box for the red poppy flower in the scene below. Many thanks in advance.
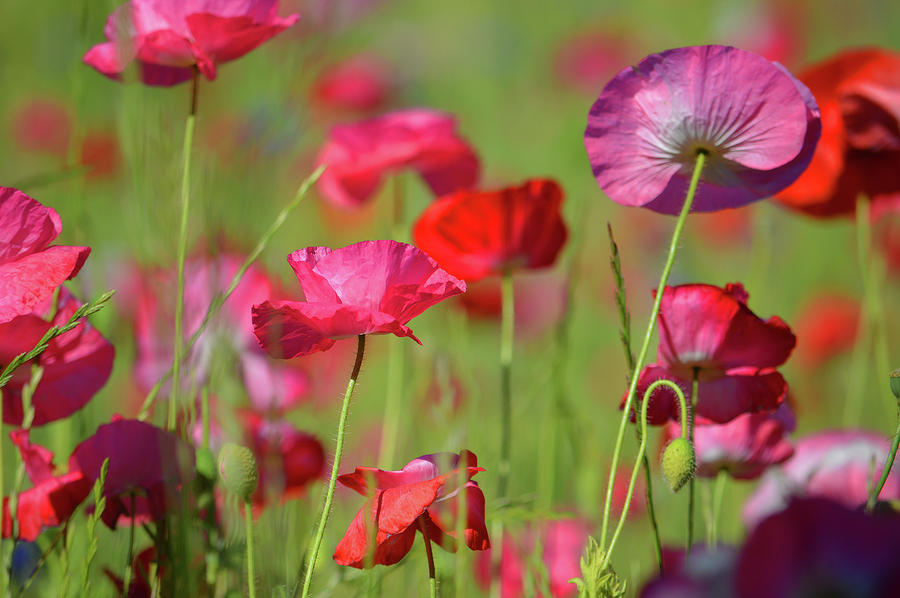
[793,293,860,367]
[629,283,796,424]
[105,547,158,598]
[662,403,795,480]
[0,187,90,324]
[2,431,91,541]
[413,179,568,282]
[252,240,466,358]
[333,450,489,568]
[70,417,196,529]
[1,288,114,426]
[83,0,299,86]
[774,48,900,217]
[314,109,480,209]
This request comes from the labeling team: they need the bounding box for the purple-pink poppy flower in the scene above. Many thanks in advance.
[640,546,738,598]
[629,283,796,425]
[0,187,90,324]
[314,109,480,209]
[742,430,900,528]
[252,240,466,358]
[584,45,821,214]
[662,403,795,479]
[1,288,114,426]
[83,0,299,86]
[70,417,196,529]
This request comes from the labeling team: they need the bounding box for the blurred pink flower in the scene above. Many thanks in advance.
[554,29,632,94]
[311,55,391,115]
[314,109,480,208]
[742,430,900,528]
[0,187,90,324]
[11,98,72,156]
[252,240,466,358]
[84,0,299,86]
[584,45,820,214]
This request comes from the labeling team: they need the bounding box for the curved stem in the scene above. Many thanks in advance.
[300,335,366,598]
[599,151,706,550]
[686,371,698,554]
[245,499,257,598]
[418,518,437,598]
[601,379,687,570]
[868,411,900,511]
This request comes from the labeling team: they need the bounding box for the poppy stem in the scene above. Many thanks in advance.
[599,151,706,554]
[169,106,197,432]
[300,334,366,598]
[418,518,438,598]
[601,379,685,571]
[123,493,137,596]
[244,499,257,598]
[868,412,900,511]
[687,371,698,554]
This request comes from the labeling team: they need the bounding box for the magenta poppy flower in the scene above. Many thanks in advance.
[630,283,796,425]
[70,418,196,529]
[1,288,114,426]
[314,109,480,208]
[310,55,391,115]
[252,240,466,358]
[83,0,299,86]
[0,187,90,324]
[584,45,820,214]
[2,431,91,541]
[736,498,900,598]
[333,450,489,568]
[742,430,900,529]
[663,403,794,480]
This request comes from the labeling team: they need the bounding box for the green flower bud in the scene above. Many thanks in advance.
[218,443,258,501]
[661,437,695,493]
[890,369,900,400]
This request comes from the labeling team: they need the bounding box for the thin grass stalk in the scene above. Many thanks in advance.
[80,459,110,598]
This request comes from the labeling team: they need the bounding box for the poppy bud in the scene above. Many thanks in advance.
[890,369,900,400]
[218,444,258,501]
[662,437,695,492]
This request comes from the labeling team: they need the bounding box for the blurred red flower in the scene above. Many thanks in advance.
[793,293,860,367]
[333,450,489,568]
[630,283,796,424]
[11,98,72,156]
[775,47,900,217]
[84,0,299,86]
[80,131,121,181]
[314,109,480,208]
[310,55,391,115]
[413,179,568,282]
[0,187,90,324]
[1,288,114,426]
[252,240,466,358]
[70,417,196,529]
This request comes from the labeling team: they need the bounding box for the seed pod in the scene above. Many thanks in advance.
[218,443,259,501]
[890,369,900,400]
[661,437,695,492]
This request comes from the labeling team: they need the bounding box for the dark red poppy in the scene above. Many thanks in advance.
[629,283,796,425]
[774,48,900,217]
[1,288,114,426]
[333,450,489,568]
[413,179,568,282]
[0,187,90,324]
[793,293,860,367]
[314,109,480,208]
[1,431,91,541]
[252,240,466,358]
[70,417,196,529]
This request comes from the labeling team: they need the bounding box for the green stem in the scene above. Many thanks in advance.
[599,151,707,550]
[710,470,727,545]
[687,371,698,553]
[169,71,198,431]
[245,499,257,598]
[123,493,137,596]
[299,335,366,598]
[867,410,900,510]
[201,385,211,451]
[418,518,437,598]
[601,379,687,570]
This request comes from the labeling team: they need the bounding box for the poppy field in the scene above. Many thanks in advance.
[2,0,900,596]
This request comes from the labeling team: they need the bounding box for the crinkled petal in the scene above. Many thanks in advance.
[0,245,90,324]
[3,472,91,541]
[0,188,62,262]
[186,12,299,64]
[333,500,417,568]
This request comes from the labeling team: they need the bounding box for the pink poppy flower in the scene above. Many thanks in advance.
[475,519,590,598]
[2,431,91,541]
[310,55,390,115]
[630,283,796,425]
[70,417,196,529]
[742,430,900,529]
[0,187,90,324]
[10,98,72,157]
[252,240,466,358]
[793,293,859,368]
[584,45,820,214]
[662,403,795,480]
[314,109,480,209]
[333,450,489,568]
[83,0,299,86]
[1,288,114,426]
[554,28,632,95]
[413,179,568,282]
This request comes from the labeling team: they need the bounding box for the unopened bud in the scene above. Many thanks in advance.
[218,443,258,501]
[890,369,900,400]
[661,437,695,492]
